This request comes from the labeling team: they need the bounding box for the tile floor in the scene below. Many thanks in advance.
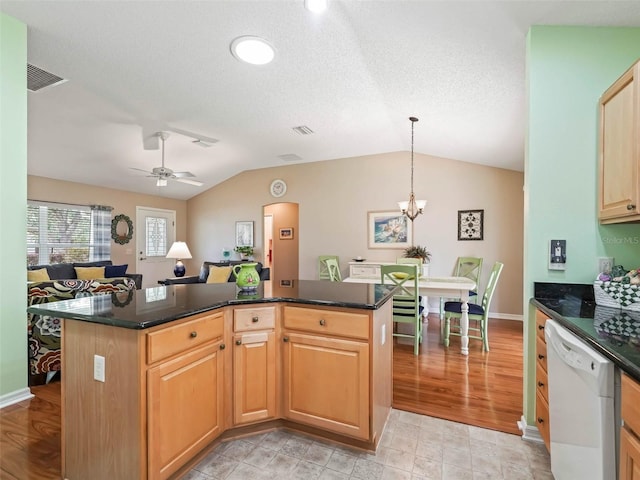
[183,409,554,480]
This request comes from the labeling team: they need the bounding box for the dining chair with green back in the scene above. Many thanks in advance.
[443,261,503,352]
[318,255,339,281]
[439,256,483,319]
[324,257,342,282]
[381,264,423,355]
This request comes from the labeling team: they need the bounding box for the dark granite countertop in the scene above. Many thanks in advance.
[27,280,396,330]
[532,282,640,383]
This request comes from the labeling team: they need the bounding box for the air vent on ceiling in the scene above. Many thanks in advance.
[292,125,314,135]
[27,64,67,92]
[278,154,303,162]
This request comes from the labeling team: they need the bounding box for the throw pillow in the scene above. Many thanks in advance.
[74,266,106,280]
[207,266,232,284]
[27,268,50,282]
[105,264,128,277]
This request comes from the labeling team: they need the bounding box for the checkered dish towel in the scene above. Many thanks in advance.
[599,281,640,307]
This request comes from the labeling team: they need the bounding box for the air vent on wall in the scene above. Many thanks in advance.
[27,64,67,92]
[292,125,314,135]
[278,154,303,162]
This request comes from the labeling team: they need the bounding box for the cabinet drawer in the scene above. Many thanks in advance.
[535,310,548,342]
[283,306,369,340]
[536,391,551,453]
[536,335,548,373]
[623,374,640,435]
[234,306,276,332]
[147,312,224,364]
[536,361,549,403]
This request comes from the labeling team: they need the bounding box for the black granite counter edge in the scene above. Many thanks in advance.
[27,295,390,330]
[531,298,640,383]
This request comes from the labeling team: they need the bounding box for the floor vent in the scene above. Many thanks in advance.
[292,125,314,135]
[278,154,303,162]
[27,64,67,92]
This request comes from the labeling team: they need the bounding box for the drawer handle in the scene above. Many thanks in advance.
[538,325,544,331]
[538,354,545,360]
[537,417,544,424]
[628,204,637,210]
[235,340,242,346]
[220,344,226,350]
[319,319,326,326]
[190,331,198,338]
[283,336,289,342]
[252,316,259,323]
[537,381,544,387]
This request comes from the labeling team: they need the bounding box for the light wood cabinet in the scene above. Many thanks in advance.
[599,59,640,224]
[621,373,640,479]
[232,306,277,425]
[535,309,551,452]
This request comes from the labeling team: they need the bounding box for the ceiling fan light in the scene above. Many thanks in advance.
[230,36,275,65]
[156,178,168,187]
[304,0,328,13]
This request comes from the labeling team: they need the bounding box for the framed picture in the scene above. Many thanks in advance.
[236,221,254,247]
[458,210,484,241]
[279,279,293,287]
[279,227,294,240]
[367,211,412,249]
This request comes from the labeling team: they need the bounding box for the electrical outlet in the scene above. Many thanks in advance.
[598,257,614,274]
[94,354,105,382]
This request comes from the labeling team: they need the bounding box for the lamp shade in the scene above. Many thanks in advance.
[166,241,192,260]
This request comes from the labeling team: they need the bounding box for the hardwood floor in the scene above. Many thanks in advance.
[0,314,523,479]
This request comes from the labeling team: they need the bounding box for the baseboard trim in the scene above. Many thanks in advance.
[425,307,523,321]
[517,415,544,443]
[0,387,34,409]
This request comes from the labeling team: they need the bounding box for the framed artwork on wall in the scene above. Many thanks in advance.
[279,227,294,240]
[367,211,412,249]
[458,209,484,241]
[236,221,254,247]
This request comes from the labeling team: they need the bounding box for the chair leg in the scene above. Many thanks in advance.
[482,319,490,352]
[443,314,451,347]
[439,297,445,320]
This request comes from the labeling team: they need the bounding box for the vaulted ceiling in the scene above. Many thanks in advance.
[3,1,640,199]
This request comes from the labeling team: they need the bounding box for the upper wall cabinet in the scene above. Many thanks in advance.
[599,59,640,224]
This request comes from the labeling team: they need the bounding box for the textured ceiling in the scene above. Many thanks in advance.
[3,1,640,200]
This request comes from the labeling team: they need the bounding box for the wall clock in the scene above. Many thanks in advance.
[270,179,287,198]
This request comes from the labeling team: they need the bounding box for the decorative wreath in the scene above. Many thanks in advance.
[111,214,134,245]
[111,289,134,308]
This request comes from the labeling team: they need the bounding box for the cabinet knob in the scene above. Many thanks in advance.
[537,417,544,424]
[235,340,242,346]
[190,331,198,338]
[283,336,289,342]
[628,204,637,211]
[537,381,544,387]
[252,316,259,323]
[319,319,326,326]
[538,354,545,360]
[220,344,226,350]
[538,325,544,331]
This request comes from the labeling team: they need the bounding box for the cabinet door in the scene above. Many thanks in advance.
[621,427,640,480]
[233,331,276,425]
[148,341,224,480]
[599,61,640,223]
[283,332,369,440]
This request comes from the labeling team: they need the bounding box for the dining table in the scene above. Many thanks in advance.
[343,274,476,355]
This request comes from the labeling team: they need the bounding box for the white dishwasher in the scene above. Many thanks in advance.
[545,319,615,480]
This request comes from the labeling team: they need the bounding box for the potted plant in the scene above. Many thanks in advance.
[403,245,431,264]
[234,245,254,260]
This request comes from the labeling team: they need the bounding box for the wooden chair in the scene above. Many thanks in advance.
[324,257,342,282]
[439,256,483,319]
[381,264,423,355]
[318,255,339,280]
[443,261,503,352]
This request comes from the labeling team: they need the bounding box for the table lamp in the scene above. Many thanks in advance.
[166,241,192,277]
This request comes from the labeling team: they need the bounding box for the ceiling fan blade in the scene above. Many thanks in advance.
[130,167,153,174]
[172,171,195,178]
[175,178,203,187]
[169,127,218,145]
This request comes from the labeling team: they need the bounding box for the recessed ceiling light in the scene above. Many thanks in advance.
[230,36,275,65]
[304,0,328,13]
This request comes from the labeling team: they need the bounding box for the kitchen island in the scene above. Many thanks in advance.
[28,280,395,480]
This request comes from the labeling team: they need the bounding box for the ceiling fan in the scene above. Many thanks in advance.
[131,132,203,187]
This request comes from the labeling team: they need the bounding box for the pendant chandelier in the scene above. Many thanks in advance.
[398,116,426,221]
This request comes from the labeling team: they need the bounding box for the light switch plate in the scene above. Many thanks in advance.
[598,257,614,274]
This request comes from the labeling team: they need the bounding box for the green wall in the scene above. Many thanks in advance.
[524,26,640,425]
[0,13,28,399]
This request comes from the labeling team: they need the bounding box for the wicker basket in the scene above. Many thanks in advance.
[594,280,640,311]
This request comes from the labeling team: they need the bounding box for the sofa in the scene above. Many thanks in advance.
[27,277,137,385]
[27,260,143,289]
[163,260,270,285]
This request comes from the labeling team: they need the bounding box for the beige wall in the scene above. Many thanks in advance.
[28,176,187,272]
[187,152,524,316]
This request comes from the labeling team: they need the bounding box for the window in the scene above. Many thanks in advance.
[27,201,112,266]
[145,216,168,257]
